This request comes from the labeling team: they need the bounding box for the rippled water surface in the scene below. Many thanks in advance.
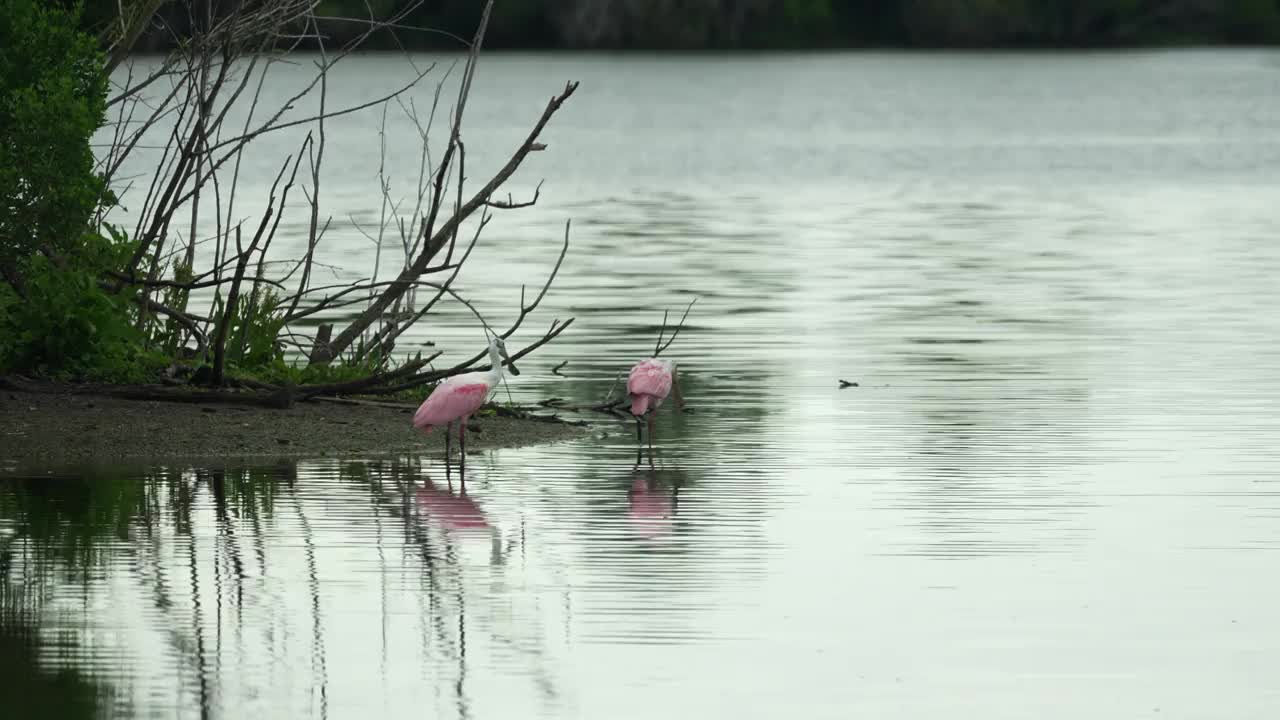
[5,51,1280,718]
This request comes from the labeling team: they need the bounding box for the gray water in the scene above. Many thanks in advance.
[5,51,1280,718]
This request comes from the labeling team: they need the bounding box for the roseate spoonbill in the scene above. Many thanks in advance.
[414,476,502,562]
[413,334,519,467]
[628,473,677,538]
[628,357,684,466]
[416,477,489,531]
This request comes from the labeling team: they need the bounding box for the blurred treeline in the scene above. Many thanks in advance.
[76,0,1280,51]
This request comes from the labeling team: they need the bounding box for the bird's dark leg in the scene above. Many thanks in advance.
[459,415,468,486]
[673,367,686,411]
[634,416,644,466]
[647,414,656,469]
[445,421,453,461]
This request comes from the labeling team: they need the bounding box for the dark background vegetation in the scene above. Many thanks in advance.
[80,0,1280,51]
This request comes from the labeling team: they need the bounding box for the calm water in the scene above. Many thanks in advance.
[6,51,1280,718]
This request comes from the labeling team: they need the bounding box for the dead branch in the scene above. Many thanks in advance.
[209,155,293,386]
[409,220,572,381]
[107,270,288,293]
[92,0,579,393]
[285,13,330,320]
[369,210,489,357]
[281,273,492,328]
[102,0,172,74]
[484,180,544,210]
[654,298,698,357]
[346,316,573,399]
[309,395,416,411]
[423,317,575,387]
[537,396,629,418]
[293,352,441,399]
[135,296,210,356]
[315,81,580,363]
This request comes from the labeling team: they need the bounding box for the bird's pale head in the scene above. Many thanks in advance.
[491,334,520,375]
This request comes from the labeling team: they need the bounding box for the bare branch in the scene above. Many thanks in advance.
[654,298,698,357]
[209,155,293,385]
[419,221,573,378]
[484,180,544,210]
[318,82,580,362]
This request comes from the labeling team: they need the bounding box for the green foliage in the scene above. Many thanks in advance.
[224,288,287,369]
[0,226,163,380]
[150,257,194,358]
[1220,0,1280,42]
[0,0,109,270]
[235,351,437,402]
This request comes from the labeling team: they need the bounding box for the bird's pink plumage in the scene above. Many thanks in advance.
[628,358,672,416]
[413,382,490,431]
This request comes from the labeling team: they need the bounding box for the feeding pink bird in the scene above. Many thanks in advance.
[413,334,518,468]
[628,357,685,466]
[628,474,676,538]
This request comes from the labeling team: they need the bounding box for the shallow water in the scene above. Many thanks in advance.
[6,51,1280,718]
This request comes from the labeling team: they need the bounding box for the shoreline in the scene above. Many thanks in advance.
[0,388,591,469]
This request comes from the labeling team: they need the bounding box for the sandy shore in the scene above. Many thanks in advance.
[0,389,589,466]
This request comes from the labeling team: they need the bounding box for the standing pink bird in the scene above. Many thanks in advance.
[415,475,502,563]
[628,357,685,466]
[416,476,490,532]
[413,334,518,470]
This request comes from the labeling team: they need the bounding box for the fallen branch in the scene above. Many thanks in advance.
[292,352,441,399]
[537,396,629,418]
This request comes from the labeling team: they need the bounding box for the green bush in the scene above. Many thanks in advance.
[0,0,109,273]
[0,1,159,380]
[0,226,163,380]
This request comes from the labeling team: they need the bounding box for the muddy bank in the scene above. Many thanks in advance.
[0,389,589,466]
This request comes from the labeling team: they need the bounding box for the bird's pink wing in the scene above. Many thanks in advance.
[413,381,491,430]
[627,360,672,400]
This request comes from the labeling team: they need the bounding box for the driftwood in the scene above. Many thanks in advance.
[311,396,416,411]
[538,396,630,418]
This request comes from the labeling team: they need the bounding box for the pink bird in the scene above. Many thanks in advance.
[415,477,489,532]
[628,474,676,538]
[628,357,685,466]
[413,334,518,470]
[414,475,502,563]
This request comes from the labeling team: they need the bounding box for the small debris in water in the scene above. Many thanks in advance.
[838,379,859,389]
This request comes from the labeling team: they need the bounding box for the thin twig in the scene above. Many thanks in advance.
[654,298,698,357]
